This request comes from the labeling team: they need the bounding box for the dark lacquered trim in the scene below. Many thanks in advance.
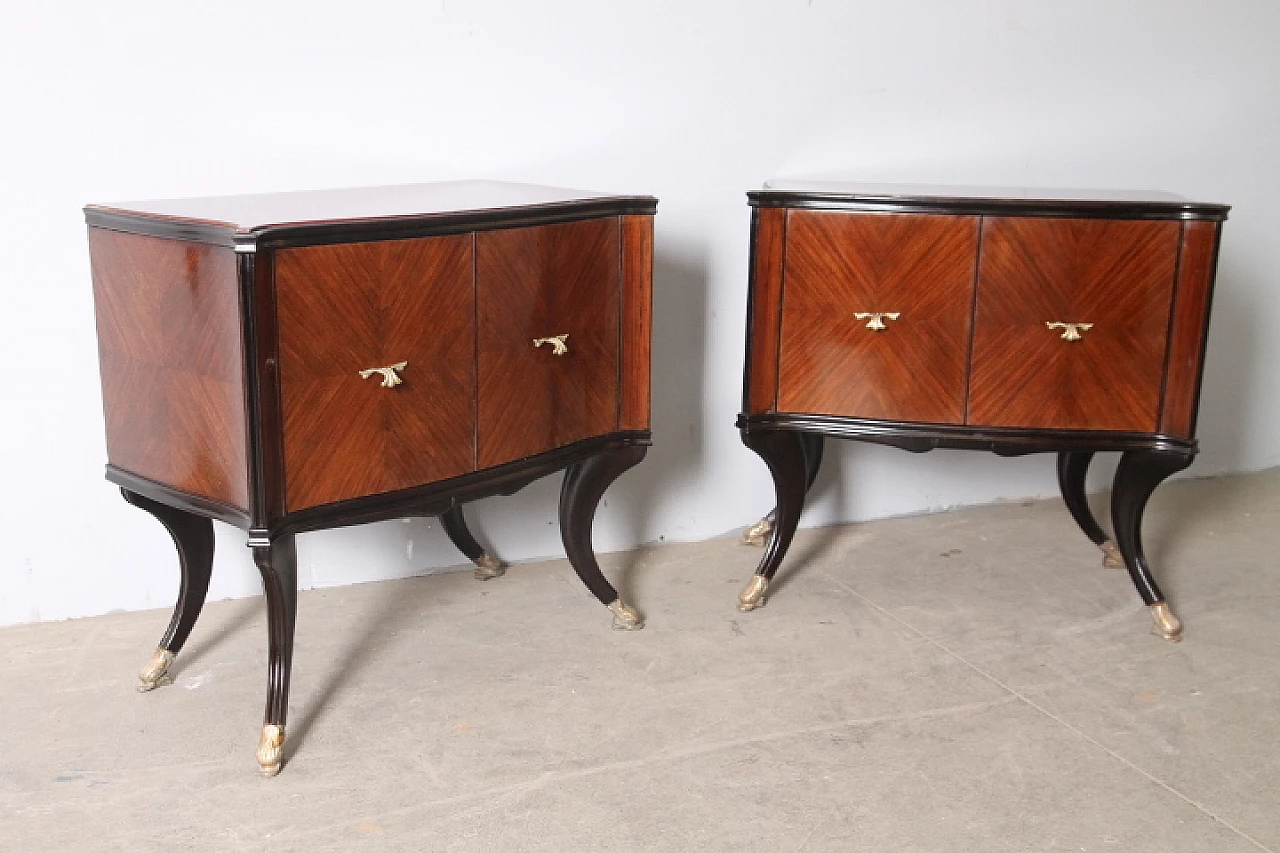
[278,431,651,537]
[84,199,660,249]
[107,432,651,540]
[738,413,1197,456]
[107,466,251,528]
[740,207,762,412]
[1187,224,1225,438]
[747,192,1229,222]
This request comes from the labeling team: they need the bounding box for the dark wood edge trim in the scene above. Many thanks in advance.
[240,249,286,540]
[1187,223,1225,437]
[747,193,1229,222]
[107,466,251,528]
[740,208,762,411]
[84,199,660,249]
[237,251,269,532]
[738,413,1197,456]
[278,431,652,537]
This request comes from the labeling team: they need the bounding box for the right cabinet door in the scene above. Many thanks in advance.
[476,218,621,469]
[968,217,1180,431]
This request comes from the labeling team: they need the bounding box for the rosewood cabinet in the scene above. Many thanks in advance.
[86,181,657,775]
[738,182,1228,641]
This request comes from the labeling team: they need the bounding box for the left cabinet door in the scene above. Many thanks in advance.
[275,235,477,511]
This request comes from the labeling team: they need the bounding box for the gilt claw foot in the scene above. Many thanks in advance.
[1149,602,1183,642]
[473,552,505,581]
[137,648,176,692]
[257,724,286,777]
[742,517,773,548]
[607,599,644,631]
[1099,540,1124,569]
[738,576,769,612]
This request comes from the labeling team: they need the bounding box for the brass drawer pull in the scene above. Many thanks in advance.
[358,361,408,387]
[854,312,900,331]
[1046,322,1093,341]
[533,334,569,355]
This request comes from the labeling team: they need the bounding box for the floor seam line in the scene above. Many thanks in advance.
[820,571,1276,853]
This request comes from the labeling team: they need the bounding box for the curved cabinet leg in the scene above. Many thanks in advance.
[738,430,809,612]
[742,432,824,547]
[1110,450,1193,642]
[251,535,297,776]
[440,504,505,580]
[559,444,647,630]
[121,489,214,692]
[1056,452,1123,568]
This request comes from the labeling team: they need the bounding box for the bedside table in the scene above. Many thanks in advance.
[86,181,657,775]
[736,182,1228,640]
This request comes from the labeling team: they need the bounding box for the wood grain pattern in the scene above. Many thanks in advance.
[745,208,788,413]
[1159,221,1220,438]
[275,235,476,511]
[476,219,620,468]
[89,228,249,509]
[968,217,1180,431]
[777,211,979,423]
[619,215,654,430]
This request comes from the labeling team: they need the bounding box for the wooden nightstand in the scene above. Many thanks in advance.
[736,182,1228,640]
[86,181,657,775]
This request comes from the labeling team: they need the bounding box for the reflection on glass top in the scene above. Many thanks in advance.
[761,180,1192,204]
[88,180,643,230]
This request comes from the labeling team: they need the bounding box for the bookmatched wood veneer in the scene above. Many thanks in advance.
[89,229,249,511]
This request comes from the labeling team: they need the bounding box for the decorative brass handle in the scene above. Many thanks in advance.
[854,312,900,331]
[533,334,569,355]
[358,361,408,387]
[1046,322,1093,342]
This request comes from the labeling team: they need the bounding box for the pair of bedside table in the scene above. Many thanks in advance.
[87,180,1227,776]
[736,182,1228,645]
[87,182,656,775]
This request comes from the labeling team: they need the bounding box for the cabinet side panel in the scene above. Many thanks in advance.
[619,215,654,430]
[88,228,250,510]
[745,208,787,413]
[1159,221,1220,438]
[275,235,476,511]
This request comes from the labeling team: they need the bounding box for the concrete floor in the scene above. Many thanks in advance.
[2,469,1278,852]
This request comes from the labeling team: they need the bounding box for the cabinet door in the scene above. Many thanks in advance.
[476,219,620,468]
[968,217,1179,431]
[275,234,476,511]
[777,211,979,424]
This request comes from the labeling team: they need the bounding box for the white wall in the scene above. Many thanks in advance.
[2,0,1277,626]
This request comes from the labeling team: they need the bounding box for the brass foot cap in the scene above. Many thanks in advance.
[137,648,176,692]
[607,599,644,631]
[473,552,506,581]
[738,576,769,612]
[1150,602,1183,642]
[742,517,773,548]
[257,724,286,777]
[1099,540,1124,569]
